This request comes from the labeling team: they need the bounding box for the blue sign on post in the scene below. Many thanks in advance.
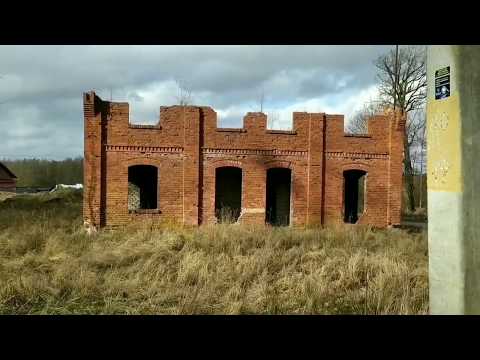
[435,66,450,100]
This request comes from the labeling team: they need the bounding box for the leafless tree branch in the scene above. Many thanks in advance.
[267,110,281,129]
[374,45,427,212]
[175,79,193,106]
[346,100,385,135]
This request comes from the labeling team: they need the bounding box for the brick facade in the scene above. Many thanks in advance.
[83,91,405,229]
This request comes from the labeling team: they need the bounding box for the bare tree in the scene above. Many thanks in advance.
[376,46,427,113]
[408,108,427,209]
[267,110,281,129]
[375,45,427,212]
[346,100,385,134]
[406,109,426,167]
[175,79,193,106]
[418,116,427,209]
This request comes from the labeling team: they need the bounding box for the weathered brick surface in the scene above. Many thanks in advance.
[83,91,405,228]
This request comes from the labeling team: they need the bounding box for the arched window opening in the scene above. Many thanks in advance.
[344,170,367,224]
[266,168,292,226]
[215,167,242,223]
[128,165,158,211]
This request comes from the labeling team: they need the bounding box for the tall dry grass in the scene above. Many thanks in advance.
[0,190,428,314]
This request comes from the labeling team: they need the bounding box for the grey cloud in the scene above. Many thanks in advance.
[0,45,398,159]
[127,92,144,102]
[1,45,391,102]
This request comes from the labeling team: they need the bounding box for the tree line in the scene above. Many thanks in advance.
[1,158,83,188]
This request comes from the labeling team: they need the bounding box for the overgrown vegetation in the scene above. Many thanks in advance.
[0,191,428,314]
[403,174,427,213]
[1,158,83,187]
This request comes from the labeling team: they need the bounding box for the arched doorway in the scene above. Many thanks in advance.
[343,169,367,224]
[266,168,292,226]
[215,167,242,223]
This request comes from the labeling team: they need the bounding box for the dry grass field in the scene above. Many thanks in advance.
[0,192,16,202]
[0,190,428,314]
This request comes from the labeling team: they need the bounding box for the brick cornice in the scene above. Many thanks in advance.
[105,145,183,153]
[202,148,307,157]
[326,151,389,160]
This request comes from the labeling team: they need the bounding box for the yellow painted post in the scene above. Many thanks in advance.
[427,45,480,314]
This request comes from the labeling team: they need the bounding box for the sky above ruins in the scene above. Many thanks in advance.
[0,45,394,160]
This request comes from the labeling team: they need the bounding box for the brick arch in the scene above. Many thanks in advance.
[125,157,161,168]
[210,159,243,169]
[328,162,371,181]
[264,160,292,169]
[341,162,371,173]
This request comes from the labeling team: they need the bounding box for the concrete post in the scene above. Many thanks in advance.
[427,45,480,314]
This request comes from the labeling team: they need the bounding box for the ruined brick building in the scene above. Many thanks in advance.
[0,162,17,193]
[83,91,405,229]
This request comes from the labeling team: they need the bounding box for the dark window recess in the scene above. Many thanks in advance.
[128,165,158,211]
[215,167,242,223]
[344,170,367,224]
[266,168,292,226]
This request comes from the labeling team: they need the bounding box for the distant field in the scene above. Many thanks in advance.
[0,190,428,314]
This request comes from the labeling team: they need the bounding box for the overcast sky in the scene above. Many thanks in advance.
[0,45,394,160]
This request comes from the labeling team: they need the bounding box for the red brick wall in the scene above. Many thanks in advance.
[0,179,16,193]
[83,92,104,227]
[322,113,404,227]
[83,91,404,228]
